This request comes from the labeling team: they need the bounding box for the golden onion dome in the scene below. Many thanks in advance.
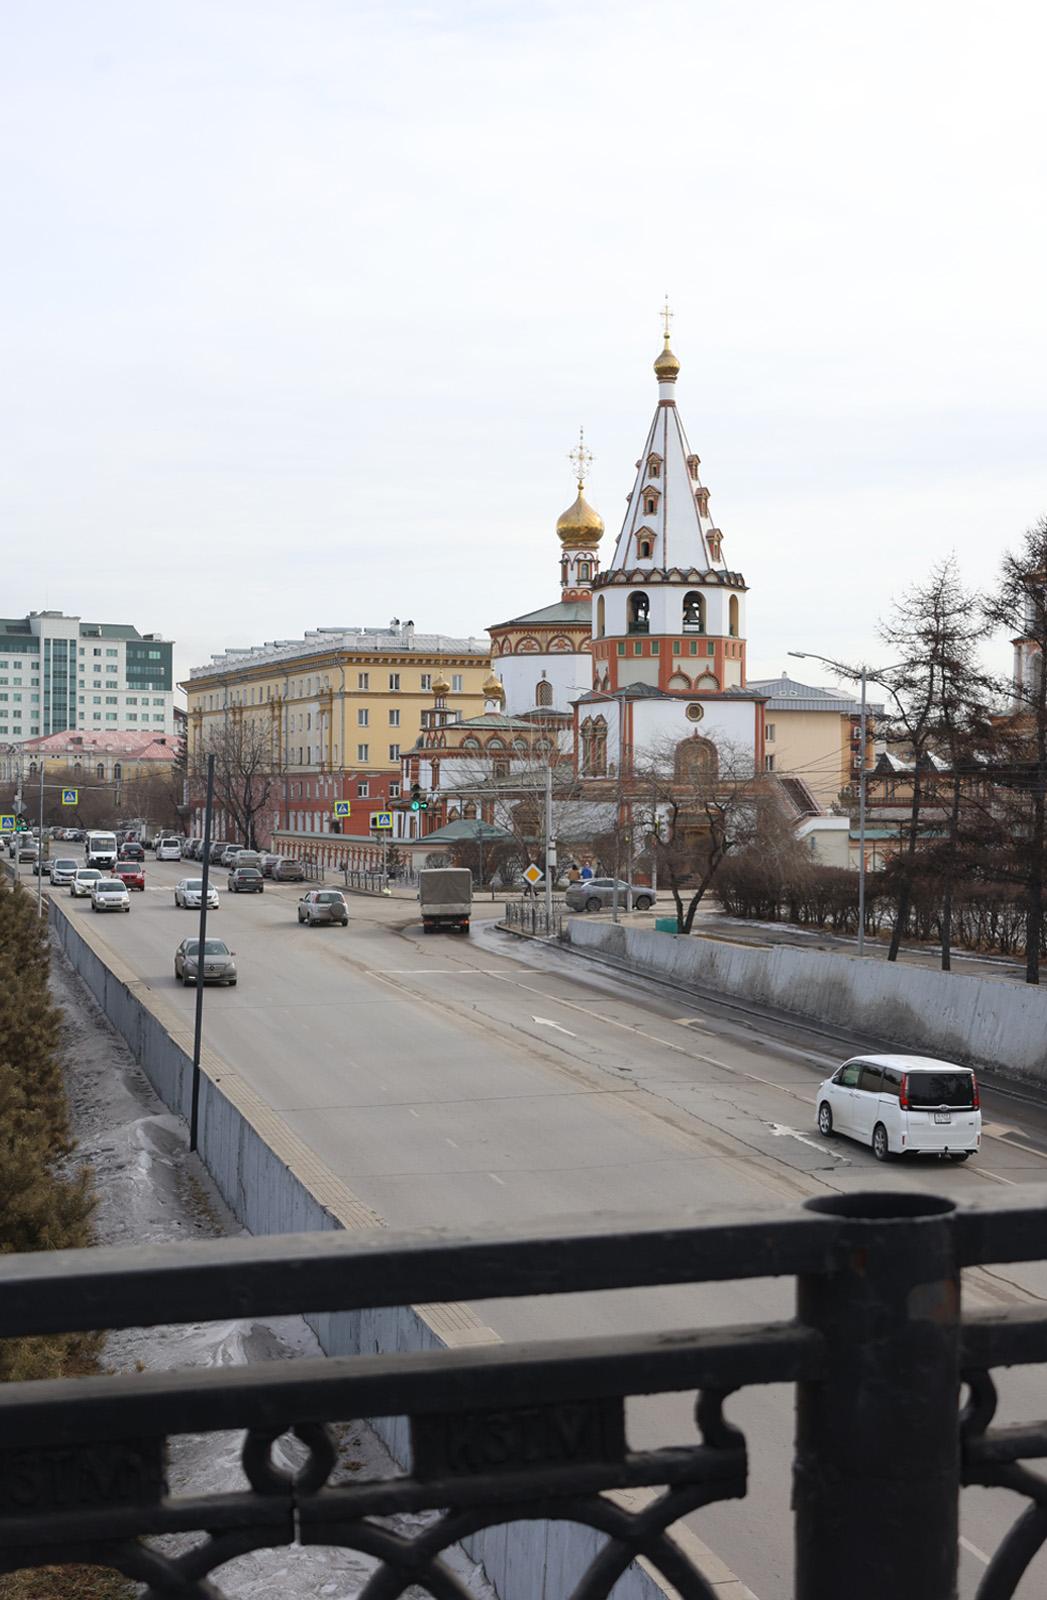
[556,486,605,548]
[432,671,451,695]
[482,671,505,701]
[654,334,680,382]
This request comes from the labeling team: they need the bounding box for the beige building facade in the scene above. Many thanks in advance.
[183,624,491,845]
[747,674,880,814]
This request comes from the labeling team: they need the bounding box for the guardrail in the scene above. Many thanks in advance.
[502,898,566,938]
[2,1190,1046,1597]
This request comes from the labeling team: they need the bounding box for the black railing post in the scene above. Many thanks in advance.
[794,1193,960,1600]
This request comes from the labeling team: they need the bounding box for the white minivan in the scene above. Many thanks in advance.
[816,1054,981,1162]
[156,837,183,861]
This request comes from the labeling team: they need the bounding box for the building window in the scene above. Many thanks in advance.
[358,709,369,726]
[93,648,101,656]
[578,561,591,581]
[535,679,554,707]
[765,754,775,771]
[420,673,432,690]
[358,672,369,690]
[596,595,605,637]
[389,709,400,726]
[672,640,681,655]
[617,642,626,656]
[633,641,643,656]
[389,782,401,799]
[688,640,698,656]
[389,743,400,760]
[106,695,117,704]
[682,592,705,633]
[651,641,660,655]
[96,764,105,779]
[452,674,463,692]
[729,595,740,637]
[766,723,776,741]
[127,696,137,704]
[357,781,369,798]
[638,538,653,560]
[106,648,117,657]
[357,744,369,761]
[389,673,400,691]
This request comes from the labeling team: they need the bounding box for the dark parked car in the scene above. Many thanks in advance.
[118,841,145,862]
[209,840,231,864]
[228,866,264,894]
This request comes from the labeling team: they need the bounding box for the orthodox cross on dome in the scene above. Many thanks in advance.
[568,427,593,489]
[661,295,673,340]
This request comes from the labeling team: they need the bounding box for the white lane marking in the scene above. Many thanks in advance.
[445,1137,459,1148]
[532,1015,577,1037]
[379,968,505,976]
[408,1108,420,1118]
[488,1172,506,1185]
[769,1124,847,1160]
[960,1534,990,1565]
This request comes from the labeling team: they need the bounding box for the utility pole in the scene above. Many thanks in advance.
[857,668,868,957]
[544,762,554,925]
[189,754,215,1154]
[36,759,45,917]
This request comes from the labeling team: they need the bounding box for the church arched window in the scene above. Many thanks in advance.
[729,595,740,637]
[628,592,650,634]
[646,452,663,479]
[578,561,591,581]
[596,595,605,637]
[638,538,652,560]
[674,734,718,783]
[535,679,553,708]
[683,592,705,633]
[96,763,104,780]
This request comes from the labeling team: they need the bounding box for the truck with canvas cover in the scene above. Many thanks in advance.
[419,867,472,934]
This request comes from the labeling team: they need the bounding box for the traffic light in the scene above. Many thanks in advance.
[409,782,428,813]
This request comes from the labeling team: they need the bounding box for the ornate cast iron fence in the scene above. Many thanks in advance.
[502,898,565,938]
[2,1189,1047,1598]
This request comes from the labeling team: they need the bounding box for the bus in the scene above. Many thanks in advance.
[85,830,118,870]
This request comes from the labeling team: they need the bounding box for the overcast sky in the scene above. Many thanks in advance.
[3,1,1045,697]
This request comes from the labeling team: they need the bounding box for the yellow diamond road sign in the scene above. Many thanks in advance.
[0,815,14,832]
[333,800,350,817]
[522,863,543,887]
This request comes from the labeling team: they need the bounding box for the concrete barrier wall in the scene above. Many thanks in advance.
[566,919,1047,1086]
[50,897,682,1600]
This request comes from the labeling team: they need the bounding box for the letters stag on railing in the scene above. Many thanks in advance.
[2,1190,1047,1598]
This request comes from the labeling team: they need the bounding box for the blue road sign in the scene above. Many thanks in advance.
[333,800,351,817]
[371,812,393,829]
[61,788,78,805]
[0,815,14,832]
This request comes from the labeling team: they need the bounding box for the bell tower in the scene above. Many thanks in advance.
[556,428,604,601]
[589,306,748,697]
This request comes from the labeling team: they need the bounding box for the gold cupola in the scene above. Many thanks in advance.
[556,426,604,548]
[482,670,505,704]
[432,671,451,695]
[654,294,680,382]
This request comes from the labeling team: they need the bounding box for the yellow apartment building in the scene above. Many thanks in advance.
[182,622,490,846]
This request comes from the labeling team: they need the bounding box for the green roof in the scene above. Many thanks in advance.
[415,819,516,845]
[489,599,591,629]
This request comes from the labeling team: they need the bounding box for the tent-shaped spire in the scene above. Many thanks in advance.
[607,314,726,574]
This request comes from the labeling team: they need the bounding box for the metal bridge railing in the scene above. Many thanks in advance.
[501,897,565,938]
[2,1190,1047,1597]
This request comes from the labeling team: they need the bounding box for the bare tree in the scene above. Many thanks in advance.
[193,716,281,848]
[982,517,1047,983]
[871,558,991,962]
[633,737,763,933]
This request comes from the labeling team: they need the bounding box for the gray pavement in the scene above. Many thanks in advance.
[26,852,1047,1600]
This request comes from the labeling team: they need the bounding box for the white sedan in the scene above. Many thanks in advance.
[174,877,219,910]
[90,878,131,913]
[70,869,103,898]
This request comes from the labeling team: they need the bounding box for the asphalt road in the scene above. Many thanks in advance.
[27,852,1047,1599]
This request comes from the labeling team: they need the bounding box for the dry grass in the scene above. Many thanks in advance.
[0,1566,135,1600]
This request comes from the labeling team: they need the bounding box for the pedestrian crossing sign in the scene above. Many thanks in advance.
[0,815,13,832]
[61,789,78,805]
[371,811,393,829]
[333,800,351,818]
[522,862,543,886]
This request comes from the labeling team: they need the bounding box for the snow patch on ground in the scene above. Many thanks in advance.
[51,944,497,1600]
